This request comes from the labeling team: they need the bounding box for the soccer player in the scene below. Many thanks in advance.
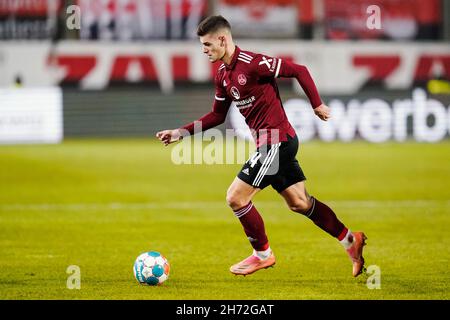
[156,15,367,277]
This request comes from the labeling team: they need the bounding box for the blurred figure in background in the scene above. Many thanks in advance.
[78,0,206,40]
[323,0,442,40]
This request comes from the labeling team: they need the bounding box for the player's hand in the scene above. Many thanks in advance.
[156,129,183,146]
[314,103,331,121]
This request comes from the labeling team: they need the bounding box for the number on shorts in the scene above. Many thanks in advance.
[248,152,262,168]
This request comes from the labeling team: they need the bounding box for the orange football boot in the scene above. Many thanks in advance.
[346,232,367,277]
[230,252,276,276]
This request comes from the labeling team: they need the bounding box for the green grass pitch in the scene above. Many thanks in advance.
[0,138,449,299]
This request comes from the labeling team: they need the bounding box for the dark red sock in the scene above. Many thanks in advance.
[233,202,269,251]
[305,197,346,238]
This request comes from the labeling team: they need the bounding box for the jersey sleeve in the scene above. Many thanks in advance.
[212,70,232,114]
[252,54,283,79]
[252,55,322,108]
[277,59,322,108]
[213,69,228,102]
[179,72,231,135]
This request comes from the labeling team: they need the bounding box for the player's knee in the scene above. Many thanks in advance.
[226,192,248,211]
[288,198,311,214]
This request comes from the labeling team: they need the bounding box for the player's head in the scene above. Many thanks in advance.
[197,15,233,63]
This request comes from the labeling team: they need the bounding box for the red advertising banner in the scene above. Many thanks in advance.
[1,41,449,92]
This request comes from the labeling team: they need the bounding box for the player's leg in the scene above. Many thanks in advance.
[226,176,260,211]
[280,181,347,237]
[269,134,367,277]
[280,181,367,277]
[226,177,275,275]
[227,140,283,275]
[226,176,265,250]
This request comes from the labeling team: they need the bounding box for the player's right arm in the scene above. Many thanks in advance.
[156,72,231,146]
[156,129,184,146]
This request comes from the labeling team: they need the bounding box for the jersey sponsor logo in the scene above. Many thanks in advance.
[238,74,247,86]
[259,56,272,68]
[230,86,240,99]
[235,96,256,109]
[259,56,277,72]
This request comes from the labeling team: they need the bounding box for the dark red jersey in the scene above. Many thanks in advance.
[181,46,322,147]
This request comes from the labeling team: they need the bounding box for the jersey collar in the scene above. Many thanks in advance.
[224,45,240,70]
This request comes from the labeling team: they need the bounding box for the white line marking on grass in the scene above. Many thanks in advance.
[0,200,449,212]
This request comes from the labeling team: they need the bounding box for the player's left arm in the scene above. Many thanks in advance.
[254,56,330,121]
[278,59,330,120]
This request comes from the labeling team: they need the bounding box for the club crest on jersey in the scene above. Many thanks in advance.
[230,86,240,100]
[238,74,247,86]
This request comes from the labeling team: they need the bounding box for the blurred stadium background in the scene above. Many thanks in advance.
[0,0,449,300]
[1,0,450,141]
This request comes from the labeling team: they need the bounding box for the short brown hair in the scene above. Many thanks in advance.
[197,15,231,37]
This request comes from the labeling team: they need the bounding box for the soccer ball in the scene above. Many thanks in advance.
[133,251,170,286]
